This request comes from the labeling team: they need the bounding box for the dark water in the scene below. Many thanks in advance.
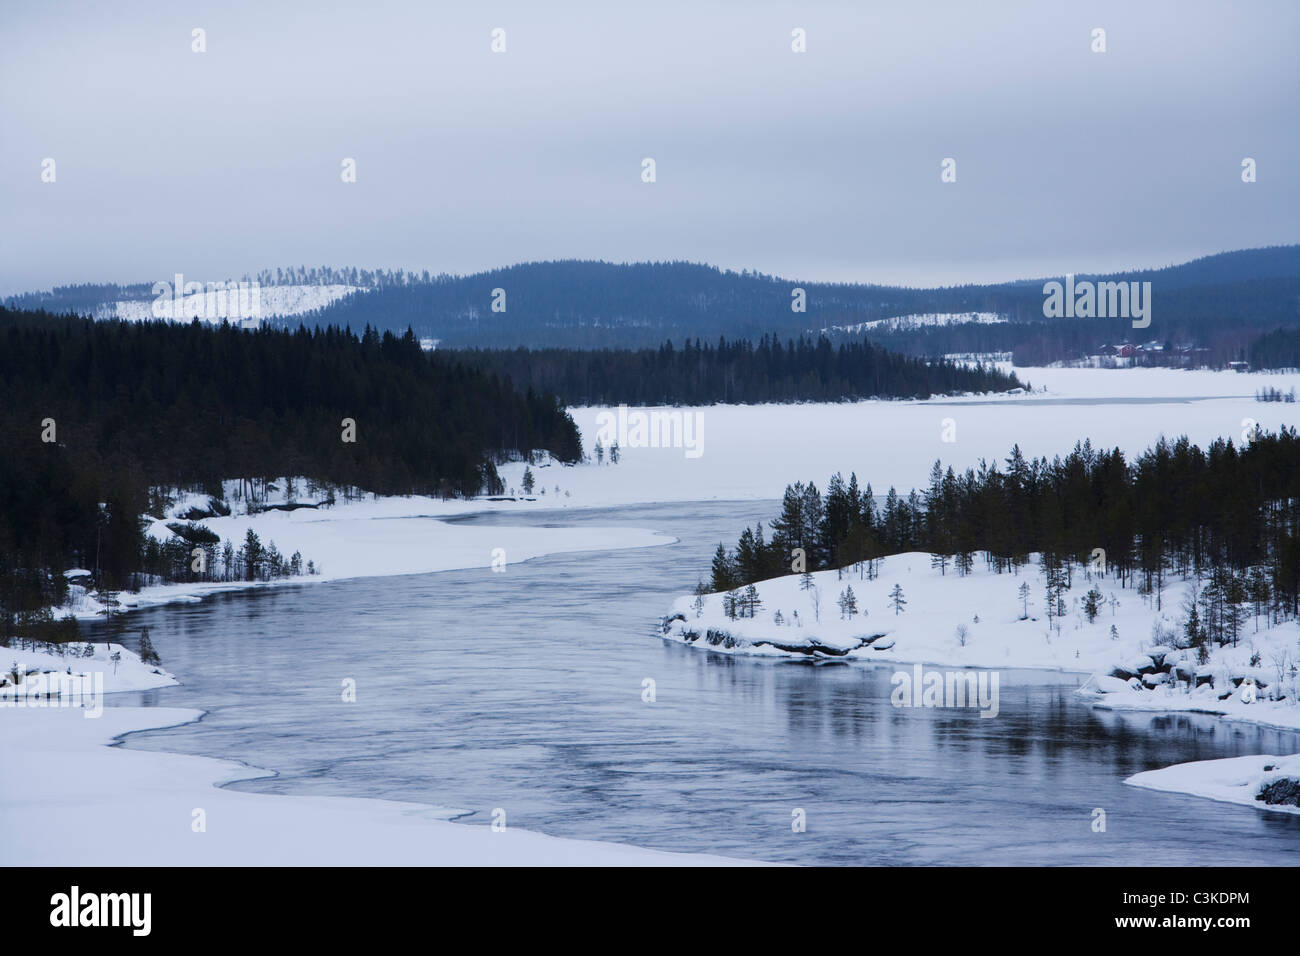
[106,501,1300,865]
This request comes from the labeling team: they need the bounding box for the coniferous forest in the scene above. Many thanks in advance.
[709,430,1300,635]
[0,307,581,621]
[453,335,1022,405]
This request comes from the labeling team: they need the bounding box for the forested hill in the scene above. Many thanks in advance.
[0,308,580,608]
[452,335,1022,405]
[281,247,1299,355]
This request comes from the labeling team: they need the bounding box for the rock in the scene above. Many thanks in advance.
[1257,778,1300,807]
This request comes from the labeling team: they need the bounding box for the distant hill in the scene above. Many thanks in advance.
[287,247,1300,358]
[7,246,1298,361]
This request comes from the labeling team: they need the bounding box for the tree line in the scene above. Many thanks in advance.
[0,308,581,626]
[452,334,1022,405]
[1250,328,1300,370]
[709,429,1300,628]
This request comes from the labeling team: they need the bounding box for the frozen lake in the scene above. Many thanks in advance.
[107,501,1300,865]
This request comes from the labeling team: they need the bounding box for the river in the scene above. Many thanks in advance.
[105,501,1300,865]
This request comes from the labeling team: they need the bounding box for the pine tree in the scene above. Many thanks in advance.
[1083,588,1103,623]
[522,466,535,494]
[889,583,906,615]
[711,544,738,592]
[242,528,264,582]
[838,586,858,619]
[138,626,161,666]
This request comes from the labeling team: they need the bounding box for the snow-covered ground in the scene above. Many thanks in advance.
[0,705,768,865]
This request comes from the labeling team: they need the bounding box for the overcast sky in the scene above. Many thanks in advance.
[2,0,1297,295]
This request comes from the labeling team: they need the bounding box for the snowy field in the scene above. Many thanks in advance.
[564,365,1300,505]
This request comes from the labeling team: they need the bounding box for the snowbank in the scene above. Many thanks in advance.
[1,641,176,709]
[1127,753,1300,817]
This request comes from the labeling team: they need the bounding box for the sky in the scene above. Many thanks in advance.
[2,0,1297,295]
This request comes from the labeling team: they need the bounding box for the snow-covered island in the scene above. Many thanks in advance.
[662,551,1300,813]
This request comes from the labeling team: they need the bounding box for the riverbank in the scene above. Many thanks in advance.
[58,480,675,622]
[0,703,770,865]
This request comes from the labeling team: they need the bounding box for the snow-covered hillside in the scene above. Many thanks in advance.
[821,312,1005,335]
[105,284,360,322]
